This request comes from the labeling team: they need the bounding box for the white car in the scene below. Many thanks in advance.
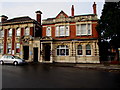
[0,55,26,66]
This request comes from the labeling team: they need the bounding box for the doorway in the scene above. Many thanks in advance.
[44,44,51,61]
[33,48,38,62]
[23,46,29,60]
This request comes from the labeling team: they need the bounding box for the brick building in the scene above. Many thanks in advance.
[41,2,100,63]
[0,2,100,63]
[0,11,42,62]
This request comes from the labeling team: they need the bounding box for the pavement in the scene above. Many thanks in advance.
[28,62,120,72]
[74,64,120,72]
[44,63,120,73]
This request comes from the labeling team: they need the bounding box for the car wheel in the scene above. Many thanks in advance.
[13,61,18,66]
[0,60,4,65]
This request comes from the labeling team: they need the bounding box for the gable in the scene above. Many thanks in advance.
[56,10,68,19]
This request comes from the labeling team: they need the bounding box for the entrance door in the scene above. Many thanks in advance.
[33,48,38,62]
[23,46,29,60]
[44,44,51,61]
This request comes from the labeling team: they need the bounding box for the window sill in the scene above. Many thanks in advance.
[55,36,69,38]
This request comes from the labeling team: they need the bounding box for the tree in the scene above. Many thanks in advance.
[96,1,120,61]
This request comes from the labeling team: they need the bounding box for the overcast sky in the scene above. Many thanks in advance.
[0,0,105,21]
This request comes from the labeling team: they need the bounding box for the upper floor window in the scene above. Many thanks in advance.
[56,25,69,37]
[0,43,3,54]
[76,24,91,36]
[86,44,91,55]
[25,27,29,36]
[57,45,69,56]
[0,29,4,38]
[46,27,51,36]
[77,45,82,55]
[16,28,20,36]
[8,28,12,37]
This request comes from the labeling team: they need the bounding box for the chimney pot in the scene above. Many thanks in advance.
[71,5,74,16]
[35,10,42,25]
[1,15,8,22]
[93,2,97,15]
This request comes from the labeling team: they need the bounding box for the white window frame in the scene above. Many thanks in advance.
[76,24,92,36]
[46,27,51,36]
[0,29,4,38]
[7,43,11,54]
[8,28,12,37]
[77,45,83,56]
[0,43,3,54]
[55,25,70,37]
[25,27,30,36]
[16,28,21,36]
[16,43,20,54]
[86,44,91,56]
[57,45,69,56]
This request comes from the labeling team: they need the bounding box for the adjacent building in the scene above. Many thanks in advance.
[0,11,42,62]
[0,2,100,63]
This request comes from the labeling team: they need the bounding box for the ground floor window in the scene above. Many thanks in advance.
[86,44,91,55]
[0,43,3,54]
[7,43,11,54]
[57,45,69,56]
[16,43,20,54]
[77,45,82,55]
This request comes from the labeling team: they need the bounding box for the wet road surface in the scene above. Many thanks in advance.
[2,63,120,88]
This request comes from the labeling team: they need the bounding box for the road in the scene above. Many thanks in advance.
[2,63,120,88]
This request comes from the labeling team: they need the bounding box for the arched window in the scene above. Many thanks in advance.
[57,45,69,56]
[77,45,82,55]
[8,28,12,37]
[16,27,20,36]
[25,27,29,36]
[86,44,91,55]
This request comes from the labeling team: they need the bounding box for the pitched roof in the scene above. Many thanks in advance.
[3,16,34,23]
[56,10,69,18]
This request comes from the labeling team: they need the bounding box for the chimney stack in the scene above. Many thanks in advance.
[35,11,42,25]
[71,5,74,16]
[93,2,97,15]
[1,15,8,22]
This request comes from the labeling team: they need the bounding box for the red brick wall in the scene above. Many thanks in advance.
[42,21,98,40]
[12,28,15,51]
[4,29,7,54]
[30,27,34,36]
[21,28,24,37]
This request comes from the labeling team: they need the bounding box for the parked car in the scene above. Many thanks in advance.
[0,55,26,66]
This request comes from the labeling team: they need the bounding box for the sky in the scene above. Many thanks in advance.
[0,0,105,21]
